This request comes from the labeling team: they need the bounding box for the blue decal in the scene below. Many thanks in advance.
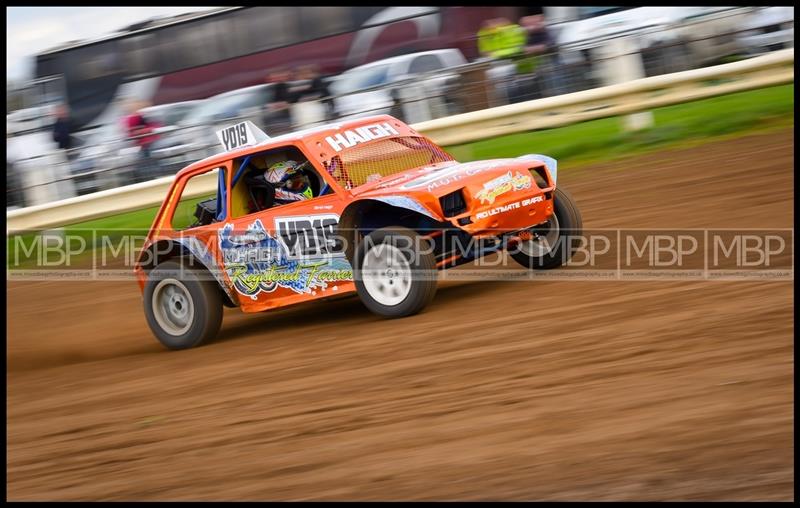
[218,219,352,299]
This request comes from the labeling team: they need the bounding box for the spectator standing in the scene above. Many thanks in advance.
[521,14,555,58]
[290,65,328,102]
[525,14,584,95]
[52,104,77,162]
[478,18,527,105]
[388,88,406,123]
[288,64,333,126]
[124,100,162,182]
[6,157,26,208]
[477,17,527,61]
[262,68,294,135]
[477,19,499,59]
[519,14,562,97]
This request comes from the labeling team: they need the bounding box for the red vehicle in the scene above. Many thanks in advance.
[134,115,582,349]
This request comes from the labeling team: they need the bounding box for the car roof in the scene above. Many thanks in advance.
[175,114,420,178]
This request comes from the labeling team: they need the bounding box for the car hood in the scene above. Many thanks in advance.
[350,157,551,209]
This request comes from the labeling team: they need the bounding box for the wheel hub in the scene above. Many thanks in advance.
[170,294,188,317]
[362,244,412,306]
[152,279,194,336]
[519,214,560,257]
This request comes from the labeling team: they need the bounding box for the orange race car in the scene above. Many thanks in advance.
[134,115,582,349]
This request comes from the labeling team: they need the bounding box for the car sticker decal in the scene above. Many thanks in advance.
[173,236,239,305]
[218,218,352,299]
[474,171,532,205]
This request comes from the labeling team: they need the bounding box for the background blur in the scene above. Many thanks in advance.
[6,6,794,208]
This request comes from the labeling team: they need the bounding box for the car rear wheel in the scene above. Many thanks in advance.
[144,260,223,350]
[354,227,437,318]
[510,186,583,270]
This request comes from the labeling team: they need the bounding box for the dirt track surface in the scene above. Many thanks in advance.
[7,130,794,500]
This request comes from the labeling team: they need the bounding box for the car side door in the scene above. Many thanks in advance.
[220,147,355,313]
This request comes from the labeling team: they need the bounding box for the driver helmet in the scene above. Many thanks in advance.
[265,160,312,201]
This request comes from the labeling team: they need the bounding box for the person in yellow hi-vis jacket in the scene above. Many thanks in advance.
[478,18,527,60]
[477,18,526,104]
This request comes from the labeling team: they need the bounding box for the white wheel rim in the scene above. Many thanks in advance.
[519,213,560,257]
[152,278,194,336]
[362,243,413,307]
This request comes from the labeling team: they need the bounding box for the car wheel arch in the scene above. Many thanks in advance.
[339,198,445,263]
[138,238,239,308]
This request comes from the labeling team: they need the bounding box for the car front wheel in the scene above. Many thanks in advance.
[354,227,437,318]
[510,186,583,270]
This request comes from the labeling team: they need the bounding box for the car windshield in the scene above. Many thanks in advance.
[324,136,454,189]
[330,64,392,96]
[180,88,268,125]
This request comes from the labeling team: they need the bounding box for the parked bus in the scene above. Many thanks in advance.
[34,6,534,130]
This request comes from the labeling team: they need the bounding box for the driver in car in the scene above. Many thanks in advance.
[264,160,313,204]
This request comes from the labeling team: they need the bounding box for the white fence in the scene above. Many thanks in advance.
[6,48,794,235]
[414,48,794,145]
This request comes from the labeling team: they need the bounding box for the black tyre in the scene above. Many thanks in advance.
[143,259,223,350]
[510,186,583,270]
[354,227,437,318]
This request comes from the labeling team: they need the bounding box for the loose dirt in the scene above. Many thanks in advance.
[7,130,794,500]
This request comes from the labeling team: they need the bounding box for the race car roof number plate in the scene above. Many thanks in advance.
[216,121,270,152]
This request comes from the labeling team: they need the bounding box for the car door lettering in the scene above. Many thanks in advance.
[275,214,343,259]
